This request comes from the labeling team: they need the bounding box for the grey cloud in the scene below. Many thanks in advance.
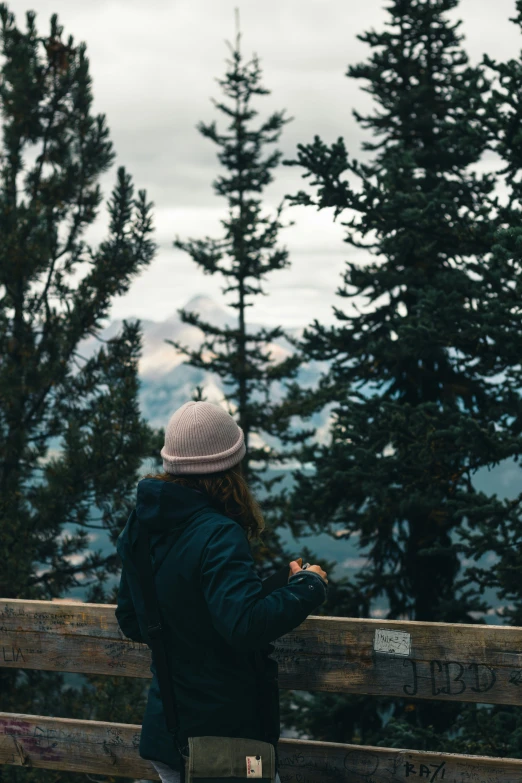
[6,0,522,327]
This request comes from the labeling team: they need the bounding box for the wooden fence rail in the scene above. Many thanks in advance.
[1,598,522,782]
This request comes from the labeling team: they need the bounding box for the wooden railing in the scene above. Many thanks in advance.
[1,598,522,781]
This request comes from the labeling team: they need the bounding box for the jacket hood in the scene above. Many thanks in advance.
[117,478,215,562]
[136,477,213,532]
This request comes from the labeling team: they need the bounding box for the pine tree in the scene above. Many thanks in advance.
[0,7,163,782]
[166,11,311,549]
[276,0,521,752]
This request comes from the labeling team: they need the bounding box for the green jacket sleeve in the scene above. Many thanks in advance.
[200,518,327,650]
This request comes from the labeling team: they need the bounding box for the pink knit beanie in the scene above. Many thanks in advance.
[160,401,246,474]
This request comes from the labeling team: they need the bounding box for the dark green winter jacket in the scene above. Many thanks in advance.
[115,478,328,773]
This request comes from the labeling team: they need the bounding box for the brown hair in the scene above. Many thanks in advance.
[140,460,266,542]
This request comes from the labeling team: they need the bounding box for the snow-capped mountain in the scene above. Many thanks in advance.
[77,295,333,447]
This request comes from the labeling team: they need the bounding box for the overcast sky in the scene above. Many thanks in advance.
[6,0,522,328]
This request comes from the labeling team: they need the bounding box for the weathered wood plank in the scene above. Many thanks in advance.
[2,598,522,706]
[1,711,521,782]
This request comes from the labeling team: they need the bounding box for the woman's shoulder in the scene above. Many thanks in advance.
[196,509,248,542]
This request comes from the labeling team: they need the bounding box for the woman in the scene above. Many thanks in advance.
[115,400,328,783]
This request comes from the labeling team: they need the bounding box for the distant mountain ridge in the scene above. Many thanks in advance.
[77,295,333,451]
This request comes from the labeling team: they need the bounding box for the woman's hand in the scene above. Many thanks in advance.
[288,558,328,584]
[288,558,303,580]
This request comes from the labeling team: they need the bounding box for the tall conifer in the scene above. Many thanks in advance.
[0,7,162,781]
[277,0,521,750]
[166,11,308,536]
